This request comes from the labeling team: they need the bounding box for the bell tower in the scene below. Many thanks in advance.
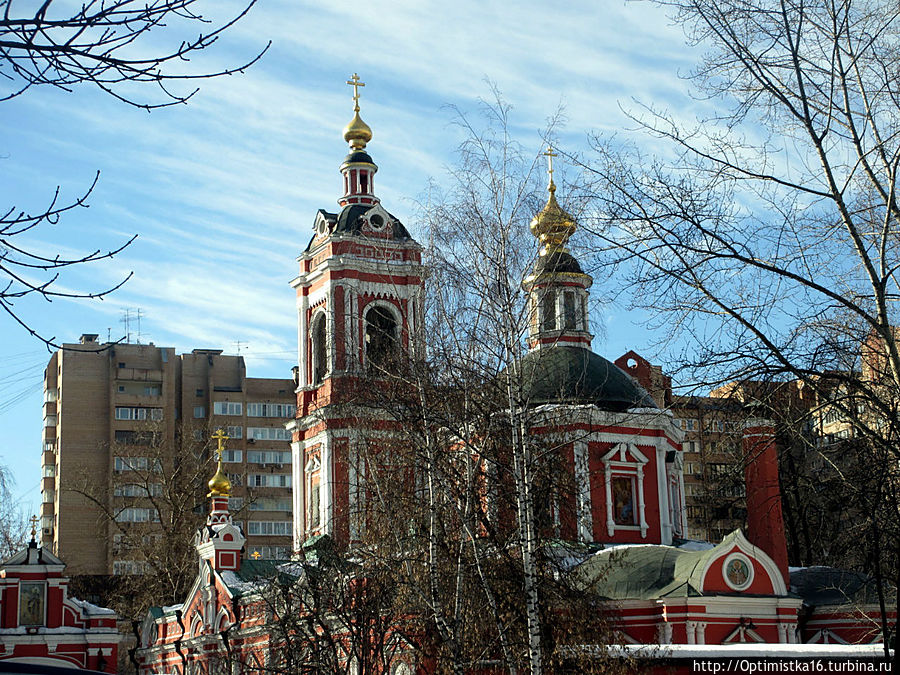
[288,75,424,552]
[522,147,594,351]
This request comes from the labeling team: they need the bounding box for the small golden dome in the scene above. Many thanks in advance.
[530,180,576,254]
[208,466,232,497]
[343,111,373,150]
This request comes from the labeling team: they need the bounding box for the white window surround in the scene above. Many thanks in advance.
[309,308,330,385]
[362,300,402,369]
[573,440,593,542]
[602,442,649,538]
[305,455,322,531]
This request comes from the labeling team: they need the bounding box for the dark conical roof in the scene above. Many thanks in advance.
[517,346,657,412]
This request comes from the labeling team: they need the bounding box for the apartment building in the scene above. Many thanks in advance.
[615,351,747,541]
[670,395,746,541]
[41,334,296,576]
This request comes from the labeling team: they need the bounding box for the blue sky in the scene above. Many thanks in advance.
[1,0,703,517]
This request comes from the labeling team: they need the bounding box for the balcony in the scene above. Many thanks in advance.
[115,367,164,383]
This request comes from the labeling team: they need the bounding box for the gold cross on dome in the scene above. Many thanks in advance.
[29,515,39,539]
[251,550,261,560]
[346,73,366,111]
[543,145,558,181]
[211,428,229,460]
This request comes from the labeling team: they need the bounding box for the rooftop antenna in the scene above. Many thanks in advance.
[120,309,131,344]
[135,308,143,344]
[233,341,246,356]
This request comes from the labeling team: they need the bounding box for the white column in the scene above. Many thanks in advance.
[604,464,614,537]
[298,293,309,388]
[291,440,303,551]
[573,440,593,542]
[637,463,648,538]
[658,445,671,544]
[322,432,332,536]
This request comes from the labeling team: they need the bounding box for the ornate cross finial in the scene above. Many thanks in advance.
[251,550,261,560]
[29,515,39,540]
[346,73,366,112]
[543,145,558,190]
[211,428,229,460]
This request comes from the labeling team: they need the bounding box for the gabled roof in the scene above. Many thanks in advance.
[0,542,65,569]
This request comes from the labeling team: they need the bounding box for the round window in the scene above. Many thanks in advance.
[370,213,385,229]
[722,553,754,591]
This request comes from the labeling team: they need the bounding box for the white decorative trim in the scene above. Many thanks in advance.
[601,443,649,538]
[722,552,755,591]
[695,530,788,596]
[573,440,592,542]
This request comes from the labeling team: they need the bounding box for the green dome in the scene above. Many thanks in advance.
[517,347,657,412]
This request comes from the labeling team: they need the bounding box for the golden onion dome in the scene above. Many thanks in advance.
[208,465,232,497]
[343,110,373,149]
[530,179,576,254]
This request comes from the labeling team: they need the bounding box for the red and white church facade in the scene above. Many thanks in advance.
[135,79,895,674]
[0,524,120,671]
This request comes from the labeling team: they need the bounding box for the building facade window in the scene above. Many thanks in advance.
[113,560,150,575]
[114,456,162,472]
[247,402,296,418]
[114,483,162,497]
[248,473,292,488]
[305,455,322,531]
[193,406,206,418]
[222,449,242,463]
[226,425,243,439]
[247,545,290,560]
[115,507,160,522]
[249,497,292,512]
[541,291,556,331]
[114,407,162,421]
[247,521,292,536]
[247,427,292,441]
[611,476,636,525]
[563,291,577,330]
[247,450,291,465]
[213,401,242,416]
[602,443,650,538]
[311,312,328,385]
[364,304,400,371]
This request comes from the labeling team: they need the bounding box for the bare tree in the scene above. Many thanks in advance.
[67,420,212,620]
[582,0,900,662]
[0,459,27,558]
[1,0,268,348]
[348,93,624,674]
[0,0,268,108]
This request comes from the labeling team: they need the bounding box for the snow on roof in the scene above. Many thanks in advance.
[69,598,116,615]
[606,644,892,659]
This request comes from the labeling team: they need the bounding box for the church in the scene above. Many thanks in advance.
[0,521,120,671]
[135,78,895,674]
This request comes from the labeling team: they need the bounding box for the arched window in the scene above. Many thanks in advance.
[365,305,398,371]
[563,291,576,330]
[541,291,556,331]
[310,312,328,385]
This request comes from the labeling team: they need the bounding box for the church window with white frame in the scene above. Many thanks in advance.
[601,443,650,538]
[310,310,328,385]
